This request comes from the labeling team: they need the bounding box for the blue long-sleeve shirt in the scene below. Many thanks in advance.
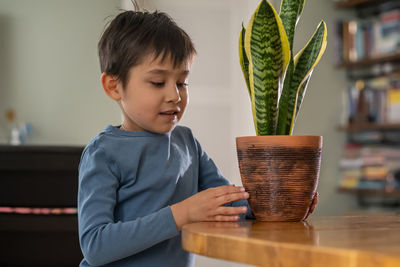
[78,125,251,266]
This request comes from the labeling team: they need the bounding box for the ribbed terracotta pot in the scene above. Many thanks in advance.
[236,136,322,222]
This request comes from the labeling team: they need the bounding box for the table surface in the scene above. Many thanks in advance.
[182,214,400,267]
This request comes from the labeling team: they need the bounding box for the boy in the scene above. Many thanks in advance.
[78,10,252,267]
[78,9,317,267]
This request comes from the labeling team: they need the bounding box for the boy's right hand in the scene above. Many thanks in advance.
[171,185,249,230]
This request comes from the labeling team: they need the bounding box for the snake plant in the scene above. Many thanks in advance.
[239,0,327,135]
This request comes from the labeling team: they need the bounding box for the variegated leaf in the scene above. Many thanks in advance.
[276,58,294,135]
[279,0,305,51]
[244,0,290,135]
[295,73,311,116]
[288,20,327,133]
[277,0,306,135]
[239,24,251,97]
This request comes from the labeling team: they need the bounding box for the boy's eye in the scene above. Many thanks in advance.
[177,83,188,88]
[151,82,165,87]
[150,81,188,88]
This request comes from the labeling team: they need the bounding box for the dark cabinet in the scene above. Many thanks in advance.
[0,145,84,266]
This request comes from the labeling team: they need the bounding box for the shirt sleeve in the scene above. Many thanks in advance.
[78,143,179,266]
[194,138,254,219]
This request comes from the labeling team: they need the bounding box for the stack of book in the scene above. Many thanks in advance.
[339,144,400,190]
[335,4,400,64]
[339,144,363,188]
[344,71,400,125]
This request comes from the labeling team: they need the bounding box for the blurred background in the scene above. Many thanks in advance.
[0,0,399,266]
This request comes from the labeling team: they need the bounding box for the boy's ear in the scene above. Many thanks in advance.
[101,73,122,101]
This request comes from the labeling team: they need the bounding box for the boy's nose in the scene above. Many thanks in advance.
[166,85,181,103]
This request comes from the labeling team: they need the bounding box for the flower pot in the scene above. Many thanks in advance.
[236,136,322,221]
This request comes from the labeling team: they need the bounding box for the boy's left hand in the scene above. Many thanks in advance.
[304,191,318,220]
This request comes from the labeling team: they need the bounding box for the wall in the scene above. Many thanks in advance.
[0,0,122,145]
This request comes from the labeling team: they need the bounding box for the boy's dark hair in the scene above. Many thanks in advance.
[98,10,196,87]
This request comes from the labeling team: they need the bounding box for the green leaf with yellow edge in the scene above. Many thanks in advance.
[289,20,327,134]
[276,0,305,135]
[279,0,305,51]
[276,57,294,135]
[295,74,311,116]
[244,0,290,135]
[277,20,327,135]
[239,24,251,98]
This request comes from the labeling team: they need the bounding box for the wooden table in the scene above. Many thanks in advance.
[182,214,400,267]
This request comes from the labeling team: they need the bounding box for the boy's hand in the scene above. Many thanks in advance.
[171,185,249,230]
[304,191,318,220]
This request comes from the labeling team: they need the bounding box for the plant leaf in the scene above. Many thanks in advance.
[244,0,290,135]
[239,24,251,98]
[276,58,294,135]
[295,73,311,116]
[277,0,305,135]
[288,20,327,134]
[294,21,327,72]
[279,0,305,51]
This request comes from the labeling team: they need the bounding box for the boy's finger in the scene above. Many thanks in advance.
[314,192,319,204]
[309,193,318,214]
[216,192,249,205]
[212,215,240,222]
[215,206,247,216]
[304,192,319,219]
[309,203,316,214]
[213,185,245,197]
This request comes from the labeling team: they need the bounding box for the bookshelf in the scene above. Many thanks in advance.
[337,123,400,131]
[337,53,400,68]
[336,0,392,9]
[335,0,400,206]
[338,187,400,197]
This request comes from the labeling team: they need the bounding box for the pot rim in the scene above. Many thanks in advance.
[236,135,322,138]
[236,135,323,147]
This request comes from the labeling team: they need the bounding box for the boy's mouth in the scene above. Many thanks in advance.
[160,111,178,115]
[159,109,180,120]
[160,108,180,116]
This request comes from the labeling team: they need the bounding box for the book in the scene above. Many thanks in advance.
[335,7,400,63]
[386,88,400,122]
[339,145,400,189]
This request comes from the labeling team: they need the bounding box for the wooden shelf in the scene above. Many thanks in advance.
[337,123,400,132]
[336,0,391,9]
[337,53,400,68]
[338,187,400,197]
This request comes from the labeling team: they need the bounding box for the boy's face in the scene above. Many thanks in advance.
[118,54,191,134]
